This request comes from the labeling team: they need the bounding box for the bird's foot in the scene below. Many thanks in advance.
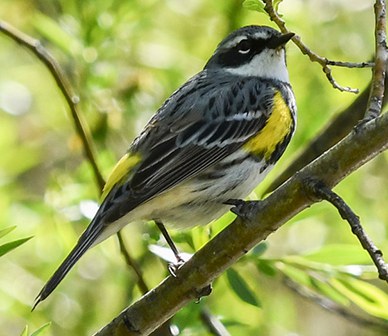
[168,254,185,277]
[224,198,260,221]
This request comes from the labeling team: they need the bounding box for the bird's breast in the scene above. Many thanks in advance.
[243,91,294,161]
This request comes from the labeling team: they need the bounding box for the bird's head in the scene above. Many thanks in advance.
[205,25,294,83]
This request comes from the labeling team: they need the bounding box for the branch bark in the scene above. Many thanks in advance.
[365,0,387,119]
[307,181,388,280]
[94,110,388,335]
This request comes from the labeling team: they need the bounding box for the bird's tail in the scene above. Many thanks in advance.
[32,219,104,310]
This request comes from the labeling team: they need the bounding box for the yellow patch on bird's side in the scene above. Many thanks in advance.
[101,152,142,199]
[244,91,292,160]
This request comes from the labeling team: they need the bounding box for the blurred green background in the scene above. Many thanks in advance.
[0,0,387,335]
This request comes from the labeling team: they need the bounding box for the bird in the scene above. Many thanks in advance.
[33,25,296,308]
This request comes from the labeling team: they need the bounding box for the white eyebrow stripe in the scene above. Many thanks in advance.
[222,31,272,49]
[223,36,247,48]
[252,31,271,39]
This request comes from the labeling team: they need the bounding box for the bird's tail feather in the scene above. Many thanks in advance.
[32,220,104,310]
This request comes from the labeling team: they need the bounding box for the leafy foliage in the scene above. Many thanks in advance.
[20,323,51,336]
[0,226,32,257]
[243,0,266,13]
[0,0,387,335]
[226,268,261,308]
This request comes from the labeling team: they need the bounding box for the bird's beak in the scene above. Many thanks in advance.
[267,32,294,49]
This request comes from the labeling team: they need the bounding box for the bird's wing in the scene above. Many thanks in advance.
[100,73,282,223]
[33,74,283,307]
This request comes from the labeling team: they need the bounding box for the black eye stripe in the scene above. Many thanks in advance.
[235,38,267,53]
[205,36,275,69]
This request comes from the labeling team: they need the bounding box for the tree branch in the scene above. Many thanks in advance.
[365,0,387,120]
[94,109,388,335]
[0,20,105,190]
[261,0,387,193]
[262,0,374,93]
[200,308,231,336]
[305,180,388,281]
[0,18,149,290]
[0,20,180,336]
[0,20,232,336]
[116,233,150,295]
[283,276,388,332]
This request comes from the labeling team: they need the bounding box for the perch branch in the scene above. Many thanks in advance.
[94,108,388,335]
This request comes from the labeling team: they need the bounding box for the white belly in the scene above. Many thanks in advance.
[93,155,272,245]
[149,156,273,228]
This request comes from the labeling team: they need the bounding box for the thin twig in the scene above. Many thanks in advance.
[200,308,231,336]
[306,179,388,282]
[364,0,387,120]
[117,232,150,295]
[283,276,388,332]
[326,60,374,68]
[0,20,105,189]
[0,20,231,336]
[117,233,180,336]
[0,19,153,303]
[263,0,373,94]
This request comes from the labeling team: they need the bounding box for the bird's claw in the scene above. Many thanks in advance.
[224,199,260,221]
[168,256,185,277]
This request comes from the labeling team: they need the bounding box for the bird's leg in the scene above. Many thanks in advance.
[155,220,184,275]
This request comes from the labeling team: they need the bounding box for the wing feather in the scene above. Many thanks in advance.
[100,72,285,223]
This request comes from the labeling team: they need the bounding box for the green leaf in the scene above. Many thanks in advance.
[30,322,51,336]
[251,242,268,257]
[302,244,370,265]
[211,211,236,234]
[330,277,388,319]
[273,0,284,12]
[19,326,28,336]
[0,236,33,257]
[221,319,249,328]
[309,277,350,306]
[226,268,261,308]
[0,226,16,239]
[18,323,50,336]
[33,13,82,55]
[277,262,311,287]
[243,0,266,13]
[256,260,277,277]
[191,226,209,251]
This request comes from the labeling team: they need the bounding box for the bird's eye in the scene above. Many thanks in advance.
[237,39,251,54]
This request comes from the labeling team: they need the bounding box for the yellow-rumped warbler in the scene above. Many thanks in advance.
[34,25,296,307]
